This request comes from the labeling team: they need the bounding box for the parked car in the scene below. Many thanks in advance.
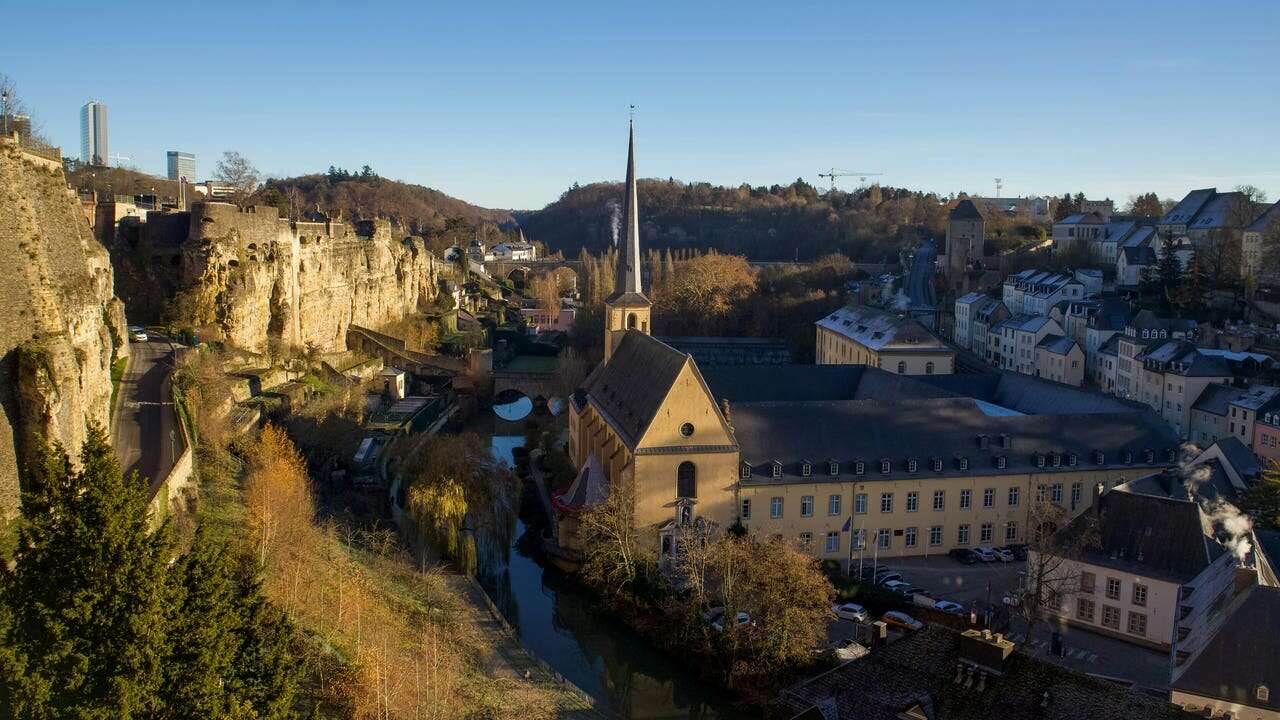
[831,602,870,623]
[856,565,889,582]
[901,587,927,598]
[1001,544,1029,561]
[948,548,978,565]
[880,611,924,632]
[972,547,997,562]
[874,572,904,586]
[933,600,965,614]
[881,580,915,595]
[989,547,1015,563]
[128,326,148,342]
[711,610,750,633]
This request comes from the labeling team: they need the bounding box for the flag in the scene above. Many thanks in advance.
[841,517,852,532]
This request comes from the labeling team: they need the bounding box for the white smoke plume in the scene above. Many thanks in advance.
[1176,442,1254,563]
[606,199,621,247]
[893,289,912,311]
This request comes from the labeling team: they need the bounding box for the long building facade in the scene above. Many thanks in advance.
[558,123,1181,566]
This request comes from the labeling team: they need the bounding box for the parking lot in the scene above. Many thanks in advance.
[826,554,1172,692]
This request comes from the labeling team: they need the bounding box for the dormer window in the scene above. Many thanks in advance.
[1144,449,1155,464]
[1123,450,1133,464]
[1095,450,1105,465]
[801,461,812,478]
[879,459,891,474]
[932,457,943,472]
[855,460,866,476]
[907,458,918,473]
[1258,685,1270,703]
[771,461,783,479]
[828,460,839,476]
[1000,434,1012,449]
[977,434,989,450]
[996,455,1007,470]
[957,456,969,471]
[1035,453,1046,469]
[1166,448,1177,463]
[740,463,752,479]
[1067,452,1078,467]
[1051,453,1062,468]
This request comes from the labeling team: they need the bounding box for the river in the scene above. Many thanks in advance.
[479,430,747,719]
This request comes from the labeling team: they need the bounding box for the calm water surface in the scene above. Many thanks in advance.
[480,433,747,719]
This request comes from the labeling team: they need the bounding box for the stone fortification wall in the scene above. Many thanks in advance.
[111,201,443,354]
[0,137,126,522]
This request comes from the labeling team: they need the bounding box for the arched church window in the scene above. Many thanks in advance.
[677,461,696,499]
[925,361,935,374]
[627,313,638,329]
[897,361,907,374]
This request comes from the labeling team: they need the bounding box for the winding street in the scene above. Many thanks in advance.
[110,337,179,499]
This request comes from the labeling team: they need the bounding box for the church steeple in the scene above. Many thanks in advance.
[603,115,653,363]
[615,118,644,297]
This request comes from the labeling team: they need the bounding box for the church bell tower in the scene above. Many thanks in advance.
[603,118,652,362]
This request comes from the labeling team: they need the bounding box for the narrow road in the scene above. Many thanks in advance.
[110,338,178,498]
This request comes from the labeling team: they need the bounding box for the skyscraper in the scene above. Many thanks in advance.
[80,101,108,166]
[166,151,196,181]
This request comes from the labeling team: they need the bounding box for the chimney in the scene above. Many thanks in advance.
[1093,482,1106,517]
[959,628,1015,676]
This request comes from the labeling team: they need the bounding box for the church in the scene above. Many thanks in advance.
[555,123,1181,567]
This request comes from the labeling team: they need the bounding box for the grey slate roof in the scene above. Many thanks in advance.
[1122,225,1158,248]
[1097,333,1121,357]
[1140,340,1232,377]
[1087,298,1133,332]
[730,397,1177,483]
[1036,334,1078,356]
[1191,383,1236,416]
[1188,191,1250,230]
[775,624,1199,720]
[1172,585,1280,713]
[913,372,1147,415]
[1064,478,1229,584]
[1247,199,1280,232]
[580,331,687,445]
[816,304,951,354]
[1160,188,1217,226]
[1213,436,1262,480]
[950,198,983,220]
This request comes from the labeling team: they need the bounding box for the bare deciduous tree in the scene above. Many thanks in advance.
[214,150,260,206]
[1016,498,1099,641]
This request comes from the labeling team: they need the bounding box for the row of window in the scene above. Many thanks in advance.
[1081,571,1148,607]
[789,521,1020,553]
[742,449,1167,479]
[1076,598,1148,637]
[744,484,1089,520]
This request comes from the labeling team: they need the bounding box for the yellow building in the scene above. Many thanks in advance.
[815,304,955,375]
[559,122,1180,566]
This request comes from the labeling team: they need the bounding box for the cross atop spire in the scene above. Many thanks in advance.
[612,116,645,299]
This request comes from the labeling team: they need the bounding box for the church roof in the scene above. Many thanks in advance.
[606,119,647,304]
[581,331,687,446]
[1172,585,1280,713]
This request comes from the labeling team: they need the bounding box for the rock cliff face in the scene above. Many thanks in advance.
[112,202,444,355]
[0,138,126,523]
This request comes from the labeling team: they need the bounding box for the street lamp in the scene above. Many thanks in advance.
[1,88,10,136]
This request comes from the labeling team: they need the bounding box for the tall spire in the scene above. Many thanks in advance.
[616,117,644,297]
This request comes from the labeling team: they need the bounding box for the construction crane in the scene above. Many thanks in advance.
[818,168,883,193]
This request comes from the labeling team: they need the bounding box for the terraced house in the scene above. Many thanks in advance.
[558,122,1181,565]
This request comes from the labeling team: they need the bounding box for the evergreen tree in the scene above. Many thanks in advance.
[227,556,302,720]
[160,526,240,718]
[1242,460,1280,531]
[0,427,172,719]
[1177,247,1210,315]
[1157,234,1183,309]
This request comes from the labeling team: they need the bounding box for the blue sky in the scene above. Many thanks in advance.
[4,1,1278,210]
